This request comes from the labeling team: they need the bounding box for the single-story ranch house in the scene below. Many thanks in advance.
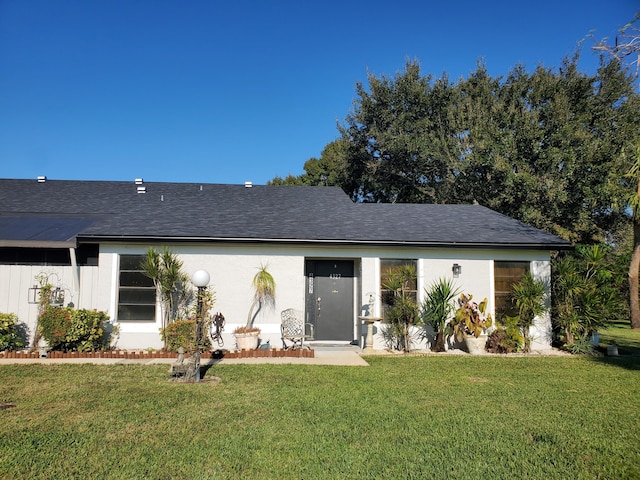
[0,178,571,351]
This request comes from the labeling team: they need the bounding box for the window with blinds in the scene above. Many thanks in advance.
[494,261,530,319]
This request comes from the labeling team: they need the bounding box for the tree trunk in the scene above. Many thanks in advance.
[523,325,531,353]
[433,330,446,352]
[246,299,262,329]
[629,218,640,329]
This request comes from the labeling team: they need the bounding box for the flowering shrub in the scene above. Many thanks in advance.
[38,306,111,352]
[0,313,26,351]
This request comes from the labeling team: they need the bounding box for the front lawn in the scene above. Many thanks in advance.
[1,356,639,479]
[599,321,640,356]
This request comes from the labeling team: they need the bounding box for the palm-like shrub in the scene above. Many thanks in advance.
[141,247,192,347]
[552,244,621,350]
[420,278,460,352]
[246,264,276,329]
[511,272,547,352]
[382,265,418,352]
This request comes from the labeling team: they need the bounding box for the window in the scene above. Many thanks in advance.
[117,255,156,321]
[380,259,418,320]
[494,261,530,319]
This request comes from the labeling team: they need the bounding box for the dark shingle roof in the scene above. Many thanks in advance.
[0,178,571,249]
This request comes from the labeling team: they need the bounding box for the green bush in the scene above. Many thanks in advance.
[0,313,26,351]
[552,244,622,350]
[161,319,212,352]
[38,306,111,352]
[486,316,524,353]
[381,265,419,352]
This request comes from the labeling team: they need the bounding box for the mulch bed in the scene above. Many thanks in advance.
[0,348,314,360]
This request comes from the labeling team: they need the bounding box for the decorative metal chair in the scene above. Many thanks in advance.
[281,308,314,350]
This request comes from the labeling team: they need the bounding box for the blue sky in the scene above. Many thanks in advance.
[1,0,637,185]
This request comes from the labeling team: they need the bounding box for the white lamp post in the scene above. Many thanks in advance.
[192,269,210,382]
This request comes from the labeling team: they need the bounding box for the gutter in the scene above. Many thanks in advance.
[77,235,573,251]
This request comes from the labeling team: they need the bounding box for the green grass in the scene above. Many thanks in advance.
[599,321,640,356]
[1,356,639,479]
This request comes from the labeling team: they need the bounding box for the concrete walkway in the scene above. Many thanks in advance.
[0,349,370,367]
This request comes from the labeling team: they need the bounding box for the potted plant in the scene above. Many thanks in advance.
[420,278,460,352]
[233,264,276,350]
[232,325,261,350]
[447,293,493,354]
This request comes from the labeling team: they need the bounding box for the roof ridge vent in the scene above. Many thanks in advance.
[37,176,47,183]
[137,186,147,194]
[244,181,253,188]
[134,178,144,185]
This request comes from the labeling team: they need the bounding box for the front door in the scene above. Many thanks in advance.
[305,260,354,341]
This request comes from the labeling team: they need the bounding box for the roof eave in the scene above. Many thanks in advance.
[77,235,572,250]
[0,240,77,248]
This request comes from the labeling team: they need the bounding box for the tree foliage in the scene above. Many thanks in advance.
[269,42,640,329]
[268,139,349,187]
[273,56,638,244]
[337,58,639,244]
[591,12,640,328]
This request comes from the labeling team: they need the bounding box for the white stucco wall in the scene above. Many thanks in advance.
[0,243,553,351]
[360,248,553,351]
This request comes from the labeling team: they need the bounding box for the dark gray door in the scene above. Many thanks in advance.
[305,260,354,341]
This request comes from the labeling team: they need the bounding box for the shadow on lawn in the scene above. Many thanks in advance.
[587,355,640,371]
[589,321,640,370]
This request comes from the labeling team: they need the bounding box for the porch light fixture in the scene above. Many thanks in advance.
[191,269,210,383]
[452,263,462,278]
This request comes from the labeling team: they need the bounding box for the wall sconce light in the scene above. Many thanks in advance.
[452,263,462,278]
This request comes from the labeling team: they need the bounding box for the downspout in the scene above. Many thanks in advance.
[69,247,80,307]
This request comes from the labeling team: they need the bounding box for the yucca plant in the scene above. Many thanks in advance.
[420,278,460,352]
[141,247,191,348]
[381,265,418,352]
[511,272,547,352]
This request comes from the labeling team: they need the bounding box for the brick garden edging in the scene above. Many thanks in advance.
[0,348,314,360]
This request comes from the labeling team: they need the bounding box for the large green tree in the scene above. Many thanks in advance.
[339,61,460,204]
[592,12,640,328]
[337,57,638,244]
